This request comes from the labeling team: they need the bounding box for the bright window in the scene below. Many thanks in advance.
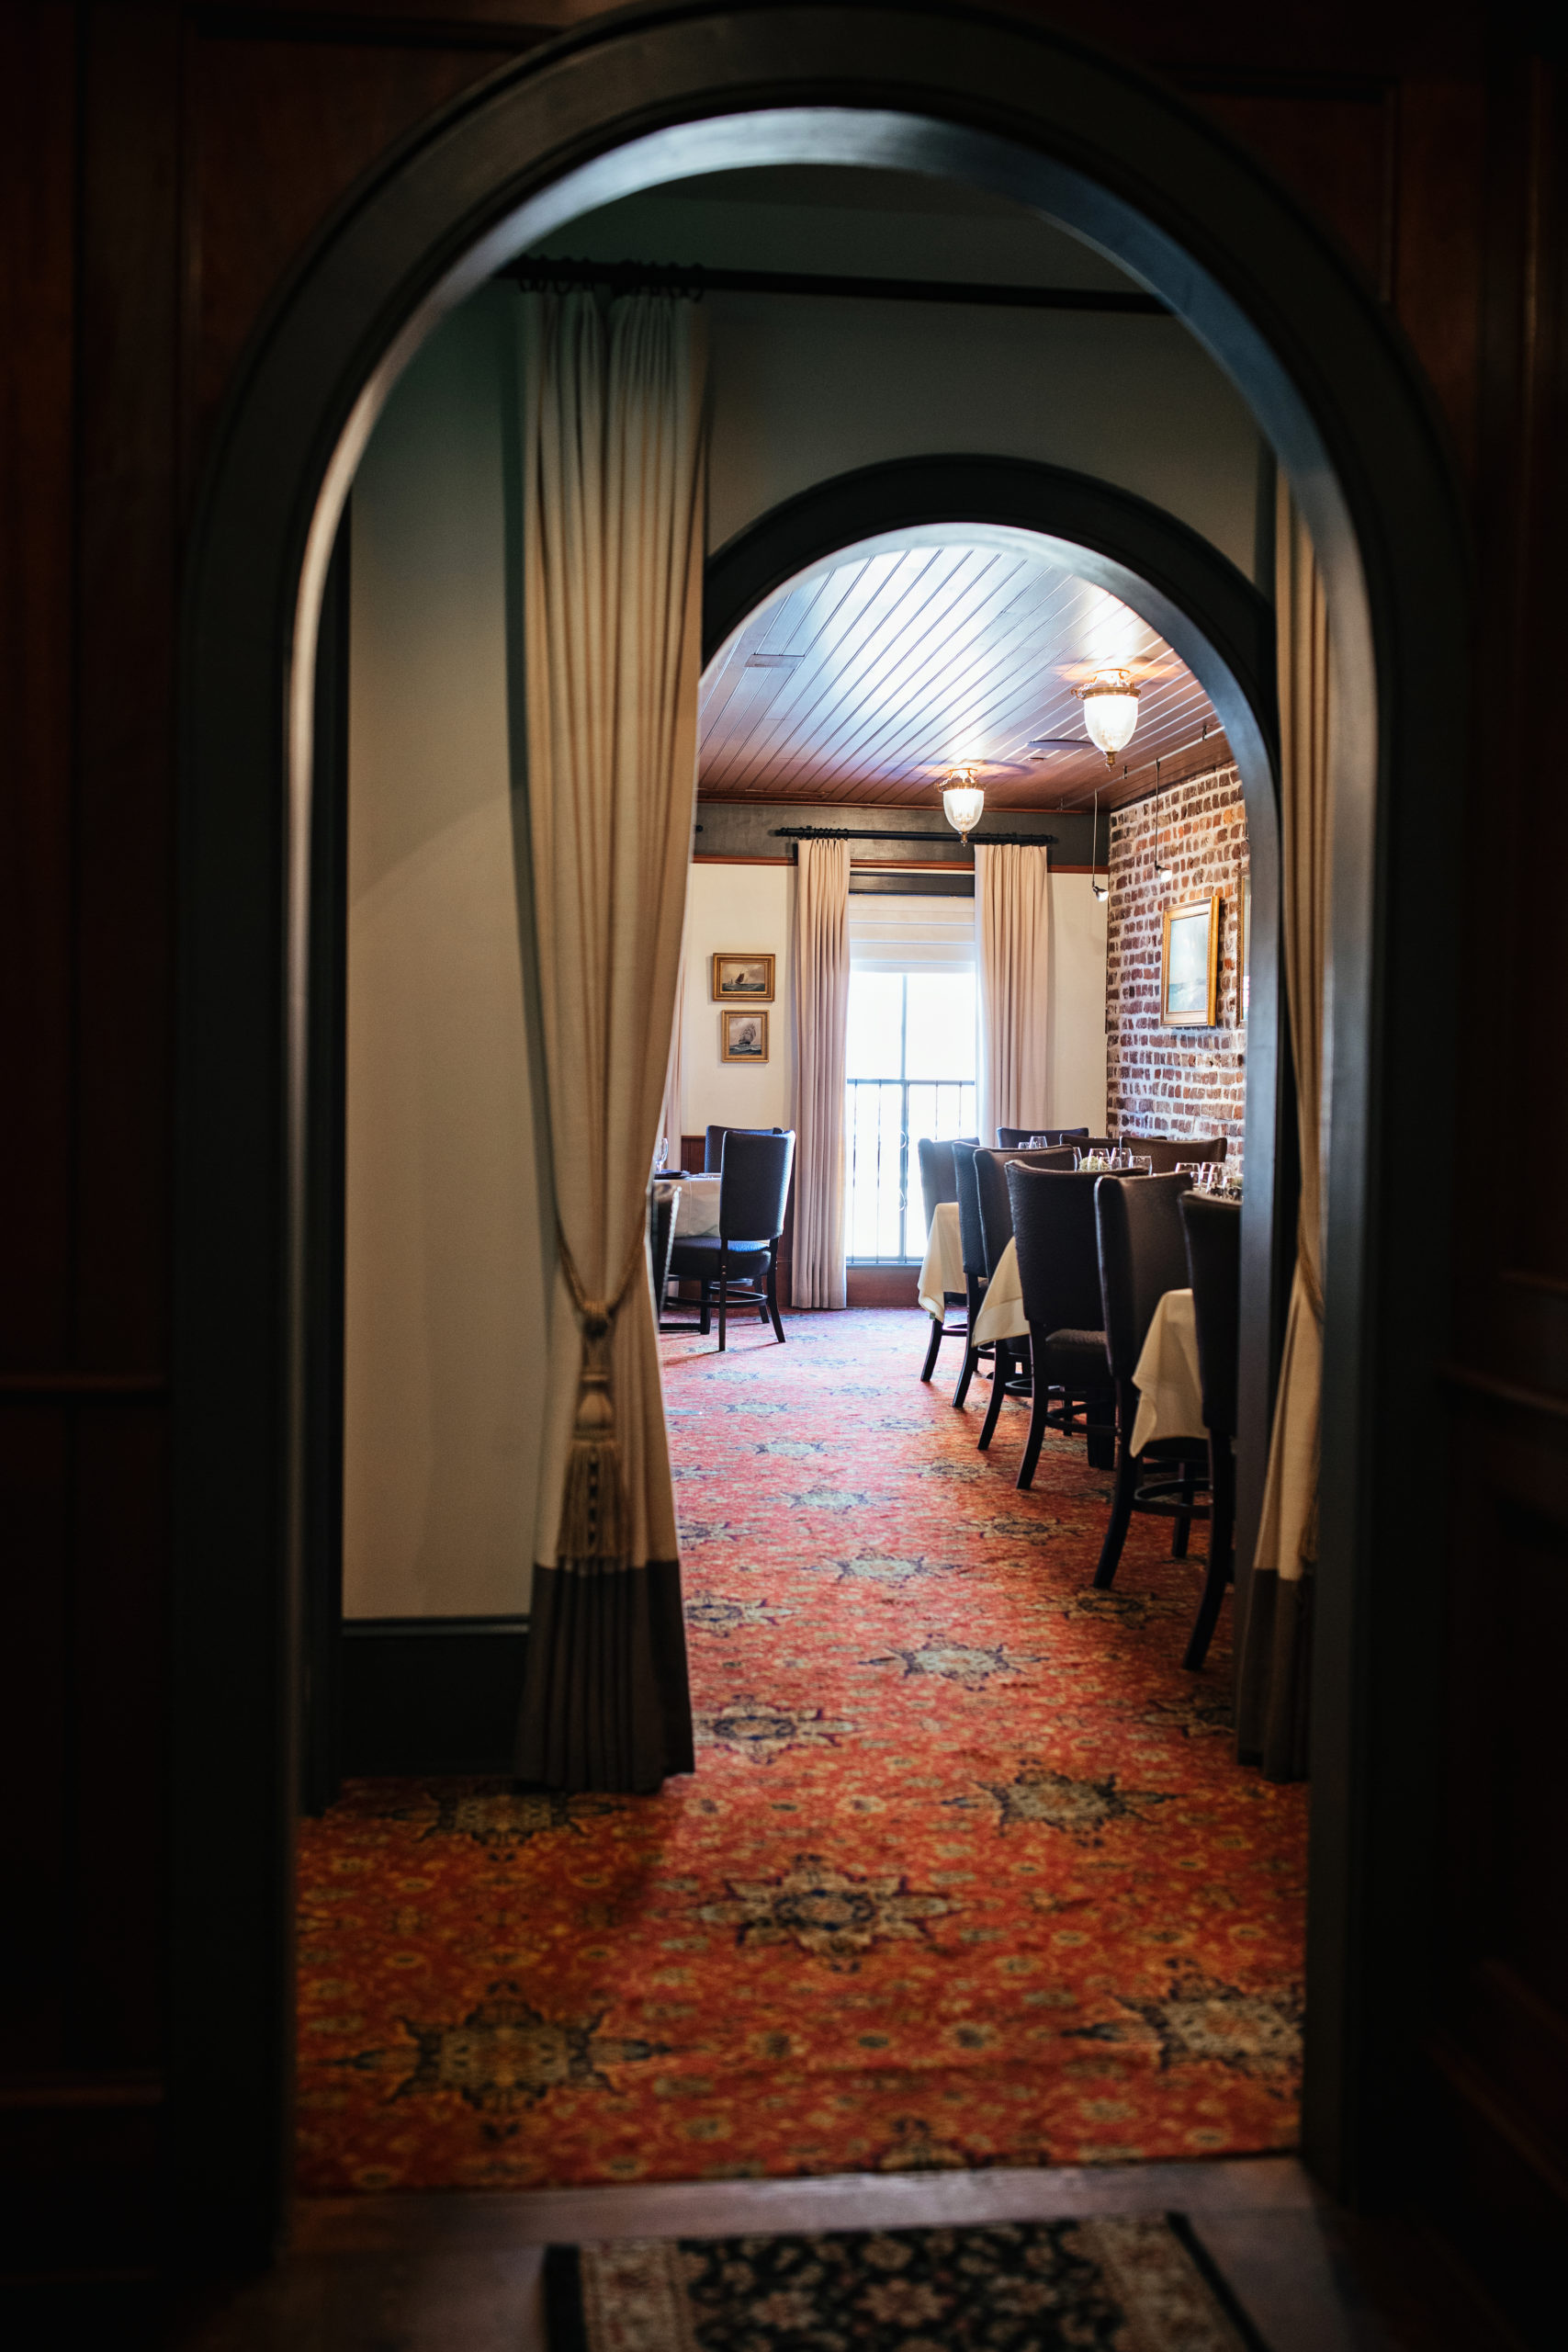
[845,958,977,1264]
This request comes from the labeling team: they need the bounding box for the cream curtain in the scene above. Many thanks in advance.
[791,838,851,1308]
[1238,481,1331,1782]
[976,843,1052,1143]
[510,288,705,1792]
[658,944,686,1172]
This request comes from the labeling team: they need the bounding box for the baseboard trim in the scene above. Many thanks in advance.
[0,2077,164,2279]
[341,1615,529,1775]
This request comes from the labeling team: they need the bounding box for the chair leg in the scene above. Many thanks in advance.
[1184,1438,1235,1671]
[1093,1384,1139,1588]
[977,1341,1013,1452]
[919,1315,943,1382]
[1171,1458,1195,1557]
[766,1248,785,1343]
[952,1345,979,1409]
[1084,1390,1117,1472]
[1017,1358,1052,1490]
[698,1282,712,1337]
[717,1247,728,1351]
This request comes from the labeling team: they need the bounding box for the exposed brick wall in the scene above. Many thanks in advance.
[1105,764,1249,1154]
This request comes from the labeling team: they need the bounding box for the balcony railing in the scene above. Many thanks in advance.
[845,1078,978,1263]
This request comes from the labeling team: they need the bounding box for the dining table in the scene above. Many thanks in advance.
[917,1200,965,1319]
[964,1236,1206,1450]
[670,1171,722,1238]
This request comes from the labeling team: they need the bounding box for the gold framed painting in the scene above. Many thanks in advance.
[720,1009,769,1063]
[1161,893,1222,1027]
[711,952,775,1002]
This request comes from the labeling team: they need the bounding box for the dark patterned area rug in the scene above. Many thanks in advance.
[298,1311,1306,2189]
[545,2215,1273,2350]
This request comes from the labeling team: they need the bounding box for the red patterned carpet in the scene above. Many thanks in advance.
[297,1310,1308,2194]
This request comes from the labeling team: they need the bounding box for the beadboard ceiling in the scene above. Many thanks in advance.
[698,533,1226,813]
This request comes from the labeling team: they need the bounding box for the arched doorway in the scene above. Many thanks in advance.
[173,0,1467,2269]
[700,453,1287,1569]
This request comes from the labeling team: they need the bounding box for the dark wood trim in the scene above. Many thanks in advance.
[845,1265,921,1307]
[0,1375,168,1399]
[174,0,1469,2265]
[504,253,1168,312]
[341,1616,531,1775]
[300,515,351,1817]
[190,8,550,53]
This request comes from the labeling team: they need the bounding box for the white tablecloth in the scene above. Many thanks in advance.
[917,1201,965,1319]
[972,1240,1025,1345]
[1130,1286,1207,1453]
[671,1174,722,1238]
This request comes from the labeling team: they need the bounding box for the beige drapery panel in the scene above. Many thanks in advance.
[1238,481,1331,1783]
[791,838,851,1308]
[658,944,686,1172]
[511,288,705,1793]
[976,844,1053,1143]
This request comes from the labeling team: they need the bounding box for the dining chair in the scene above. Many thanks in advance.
[704,1122,784,1172]
[1179,1189,1242,1670]
[996,1125,1089,1148]
[973,1147,1077,1451]
[915,1136,979,1383]
[1130,1136,1228,1173]
[667,1129,795,1349]
[1091,1172,1209,1589]
[949,1143,990,1409]
[1005,1164,1116,1486]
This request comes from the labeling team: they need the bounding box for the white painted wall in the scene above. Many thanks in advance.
[1048,873,1111,1133]
[670,863,1106,1145]
[540,171,1264,579]
[344,286,552,1623]
[678,864,796,1138]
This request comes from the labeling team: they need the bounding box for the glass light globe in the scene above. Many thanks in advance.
[1077,669,1141,768]
[942,778,986,841]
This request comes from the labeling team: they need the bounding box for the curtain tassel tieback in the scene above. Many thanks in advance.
[556,1225,647,1567]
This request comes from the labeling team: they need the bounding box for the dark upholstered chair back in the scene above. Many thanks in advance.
[976,1148,1076,1272]
[1006,1165,1108,1338]
[952,1143,987,1280]
[1095,1173,1191,1380]
[1128,1136,1227,1172]
[1180,1191,1242,1436]
[705,1122,783,1173]
[997,1125,1089,1149]
[916,1135,979,1232]
[718,1129,795,1242]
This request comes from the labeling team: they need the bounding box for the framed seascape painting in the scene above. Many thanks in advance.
[721,1010,769,1063]
[711,952,775,1002]
[1161,893,1221,1027]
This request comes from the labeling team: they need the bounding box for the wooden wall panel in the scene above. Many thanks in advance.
[1188,82,1396,293]
[0,3,76,1370]
[183,20,528,469]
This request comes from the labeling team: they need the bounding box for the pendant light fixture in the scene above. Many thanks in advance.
[1076,667,1141,770]
[940,763,986,843]
[1090,788,1108,901]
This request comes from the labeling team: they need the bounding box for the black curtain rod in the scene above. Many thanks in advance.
[504,255,1166,314]
[771,825,1056,846]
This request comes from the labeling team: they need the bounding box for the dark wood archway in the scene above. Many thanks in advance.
[175,0,1468,2267]
[701,450,1292,1574]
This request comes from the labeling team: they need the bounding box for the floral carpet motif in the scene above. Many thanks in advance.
[551,2217,1269,2351]
[297,1310,1307,2192]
